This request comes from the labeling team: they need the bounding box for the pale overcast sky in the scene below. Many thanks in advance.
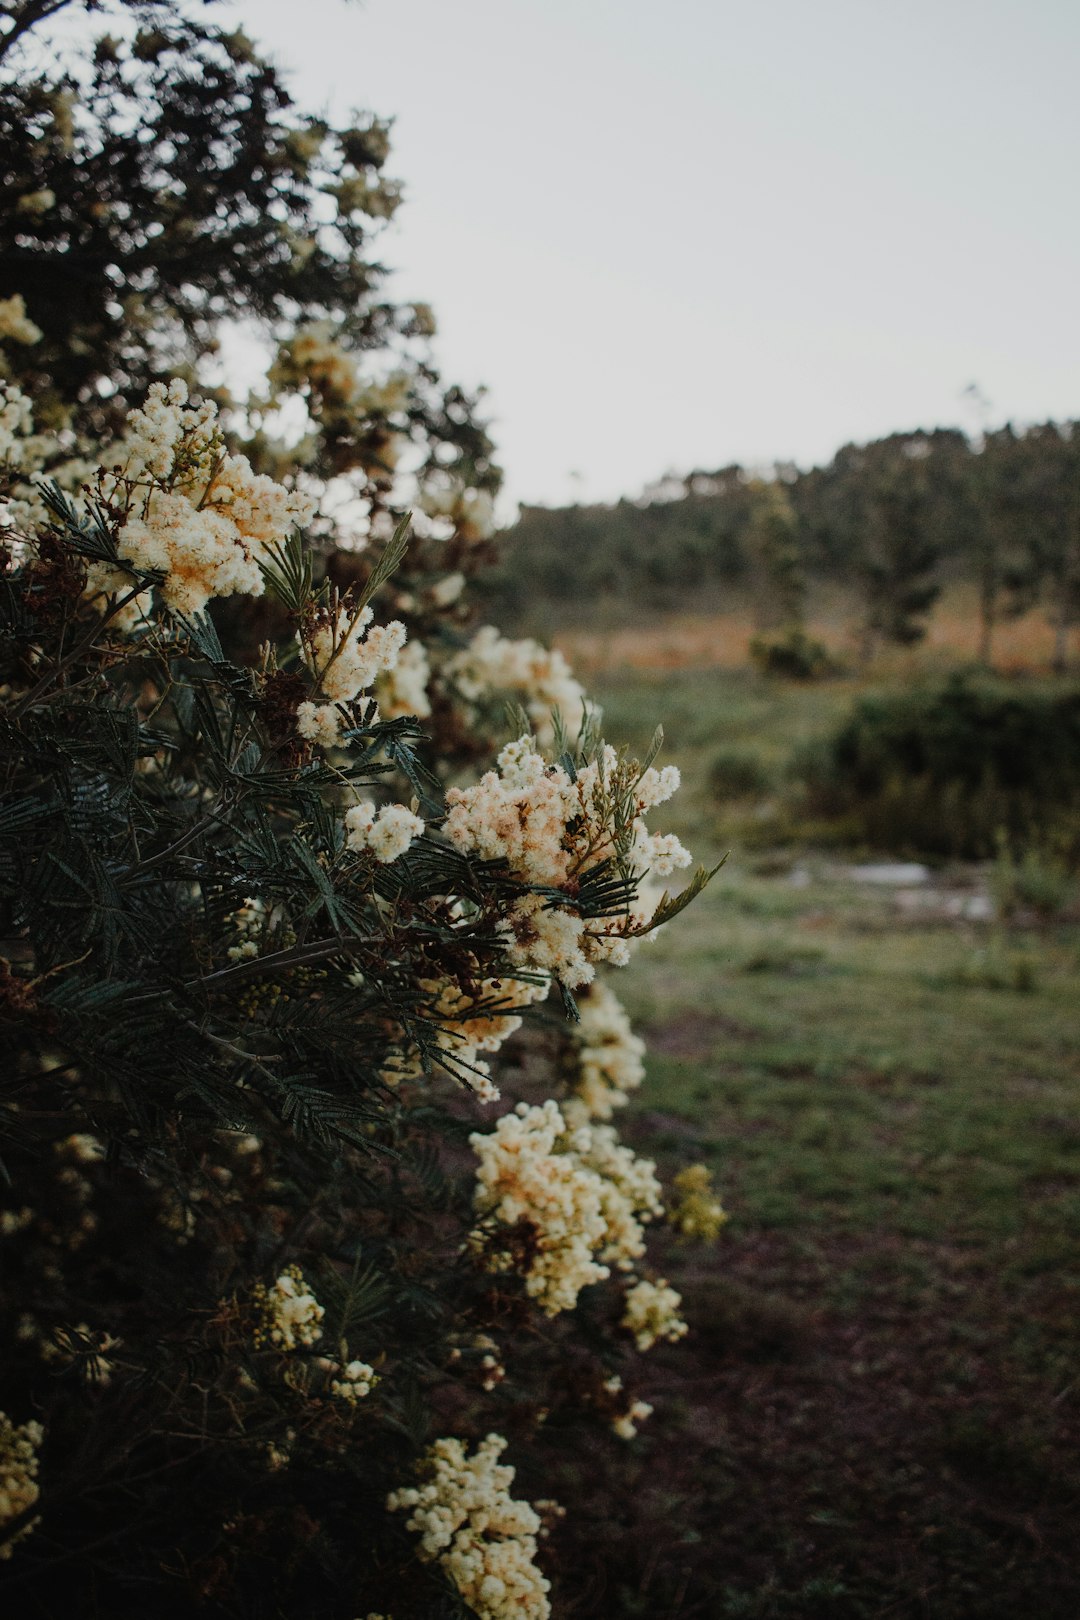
[220,0,1079,512]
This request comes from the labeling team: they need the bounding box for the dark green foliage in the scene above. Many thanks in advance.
[798,675,1080,856]
[488,424,1080,664]
[0,452,706,1612]
[709,748,775,802]
[856,469,940,653]
[744,481,805,631]
[749,627,833,681]
[1,3,382,432]
[480,473,752,624]
[0,499,517,1611]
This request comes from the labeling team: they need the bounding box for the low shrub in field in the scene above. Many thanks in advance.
[709,746,776,802]
[798,674,1080,857]
[941,946,1040,994]
[749,626,833,681]
[991,839,1079,921]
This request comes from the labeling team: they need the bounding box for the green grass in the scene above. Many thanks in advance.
[568,665,1080,1619]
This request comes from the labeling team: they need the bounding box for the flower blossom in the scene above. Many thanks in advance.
[0,1412,43,1559]
[443,735,691,988]
[419,480,496,542]
[620,1276,688,1352]
[254,1266,325,1351]
[602,1375,654,1440]
[387,1434,552,1620]
[329,1359,377,1403]
[85,380,316,622]
[297,601,407,746]
[562,980,646,1125]
[423,974,548,1102]
[444,625,592,745]
[344,800,424,863]
[469,1101,664,1316]
[667,1163,727,1242]
[0,294,42,348]
[0,383,35,468]
[226,896,265,962]
[375,638,431,719]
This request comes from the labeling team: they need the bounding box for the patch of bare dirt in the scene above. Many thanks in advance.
[641,1011,757,1060]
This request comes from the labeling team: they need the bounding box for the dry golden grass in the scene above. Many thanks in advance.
[555,583,1079,678]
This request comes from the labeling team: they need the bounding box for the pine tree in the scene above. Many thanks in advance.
[857,463,941,659]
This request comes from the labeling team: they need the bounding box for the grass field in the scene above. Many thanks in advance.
[546,583,1080,678]
[548,665,1080,1618]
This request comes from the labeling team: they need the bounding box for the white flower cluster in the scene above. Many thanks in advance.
[255,1266,325,1352]
[425,974,548,1102]
[386,1434,551,1620]
[444,626,592,746]
[375,639,431,719]
[0,1412,43,1559]
[344,800,424,863]
[602,1375,654,1441]
[0,293,42,348]
[226,896,265,962]
[563,980,646,1125]
[271,323,359,408]
[329,1359,377,1403]
[297,601,407,747]
[50,1132,102,1250]
[419,479,496,542]
[470,1102,607,1314]
[667,1163,727,1242]
[0,394,97,541]
[571,1123,664,1270]
[479,1354,505,1393]
[87,380,316,621]
[469,1100,664,1316]
[0,383,35,469]
[620,1277,688,1352]
[444,736,691,988]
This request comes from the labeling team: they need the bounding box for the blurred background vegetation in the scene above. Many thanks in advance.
[550,655,1080,1616]
[482,420,1080,674]
[479,422,1080,1613]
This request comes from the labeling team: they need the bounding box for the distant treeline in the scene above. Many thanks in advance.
[483,423,1080,667]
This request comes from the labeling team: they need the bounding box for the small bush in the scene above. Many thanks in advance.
[709,747,774,801]
[798,675,1080,857]
[749,626,833,681]
[946,947,1040,993]
[992,840,1079,920]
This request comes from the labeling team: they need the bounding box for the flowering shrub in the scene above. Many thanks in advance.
[0,4,721,1614]
[0,382,715,1609]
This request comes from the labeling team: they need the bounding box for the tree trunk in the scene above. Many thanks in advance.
[978,592,995,666]
[1052,595,1070,675]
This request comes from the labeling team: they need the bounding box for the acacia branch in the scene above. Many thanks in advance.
[189,934,382,991]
